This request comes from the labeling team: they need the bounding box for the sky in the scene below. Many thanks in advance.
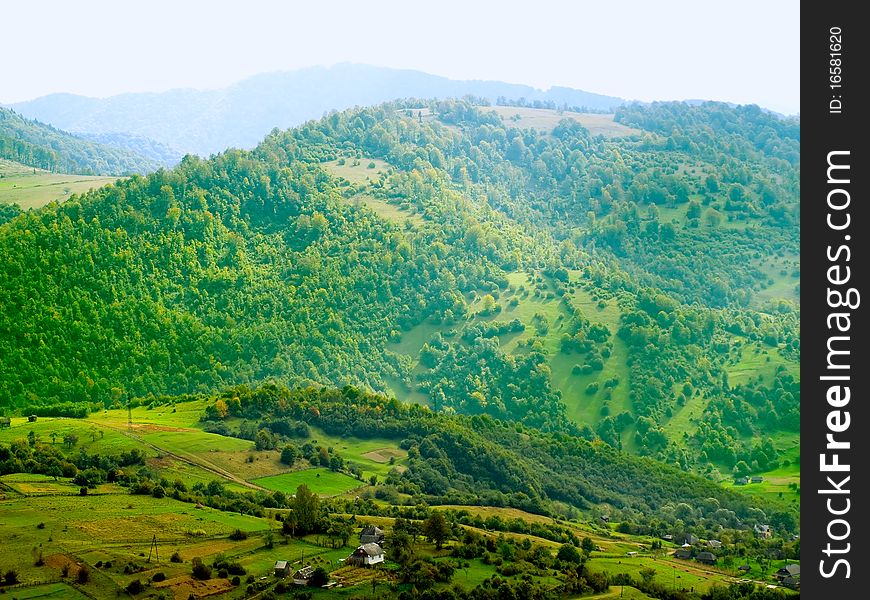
[0,0,800,114]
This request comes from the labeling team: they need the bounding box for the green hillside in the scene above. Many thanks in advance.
[0,100,798,485]
[0,107,159,175]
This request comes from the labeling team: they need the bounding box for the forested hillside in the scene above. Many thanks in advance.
[0,107,159,175]
[0,100,799,484]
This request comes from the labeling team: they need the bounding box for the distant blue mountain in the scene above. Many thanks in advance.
[7,64,626,158]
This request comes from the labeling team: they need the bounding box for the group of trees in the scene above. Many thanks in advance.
[0,107,158,175]
[197,384,793,534]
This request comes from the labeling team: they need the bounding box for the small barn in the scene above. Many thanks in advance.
[0,416,10,428]
[782,576,800,589]
[360,525,385,545]
[274,560,291,577]
[293,565,314,585]
[775,564,800,580]
[27,415,38,423]
[751,476,764,483]
[707,539,722,549]
[673,549,692,560]
[346,543,384,567]
[684,534,699,545]
[734,476,749,485]
[696,551,717,565]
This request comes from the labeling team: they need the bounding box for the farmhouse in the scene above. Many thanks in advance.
[293,565,315,585]
[775,564,800,581]
[684,534,699,545]
[754,524,773,538]
[707,539,722,549]
[696,551,717,565]
[661,534,673,541]
[274,560,291,577]
[782,576,800,589]
[360,525,385,545]
[673,549,692,560]
[734,476,749,485]
[346,543,384,566]
[0,416,10,428]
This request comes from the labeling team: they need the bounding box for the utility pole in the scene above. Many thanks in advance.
[147,535,158,563]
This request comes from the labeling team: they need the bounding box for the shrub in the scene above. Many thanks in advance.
[125,579,143,595]
[229,528,248,541]
[3,570,19,585]
[191,557,211,580]
[170,551,183,563]
[152,572,166,582]
[77,565,90,584]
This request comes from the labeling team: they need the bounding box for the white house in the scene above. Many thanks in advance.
[346,543,384,566]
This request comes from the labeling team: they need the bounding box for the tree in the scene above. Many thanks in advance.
[422,511,450,550]
[308,566,328,587]
[63,433,79,449]
[293,484,320,535]
[581,537,596,554]
[280,444,299,465]
[557,543,582,564]
[639,567,656,586]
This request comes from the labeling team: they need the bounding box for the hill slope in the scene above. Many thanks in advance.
[8,64,626,157]
[0,107,160,175]
[0,100,799,484]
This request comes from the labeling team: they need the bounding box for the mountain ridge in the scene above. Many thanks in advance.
[7,64,627,157]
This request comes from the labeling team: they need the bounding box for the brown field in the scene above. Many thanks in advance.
[484,106,642,137]
[361,448,406,463]
[154,574,234,600]
[331,565,393,587]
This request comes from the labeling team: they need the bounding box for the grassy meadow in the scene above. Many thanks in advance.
[0,159,119,209]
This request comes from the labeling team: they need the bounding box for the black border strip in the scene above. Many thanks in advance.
[802,3,867,596]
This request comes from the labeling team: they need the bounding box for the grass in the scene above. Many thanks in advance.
[484,107,642,137]
[0,582,92,599]
[348,194,426,226]
[386,271,636,438]
[588,555,730,593]
[0,159,119,209]
[321,158,391,184]
[0,417,146,455]
[725,341,798,386]
[251,468,364,497]
[0,492,268,597]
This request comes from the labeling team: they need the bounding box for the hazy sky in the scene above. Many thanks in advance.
[1,0,800,114]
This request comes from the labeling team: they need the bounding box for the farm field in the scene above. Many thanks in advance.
[252,468,363,497]
[0,159,119,209]
[0,415,797,600]
[484,107,642,137]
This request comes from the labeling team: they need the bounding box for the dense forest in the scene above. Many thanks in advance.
[0,107,159,175]
[0,99,799,481]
